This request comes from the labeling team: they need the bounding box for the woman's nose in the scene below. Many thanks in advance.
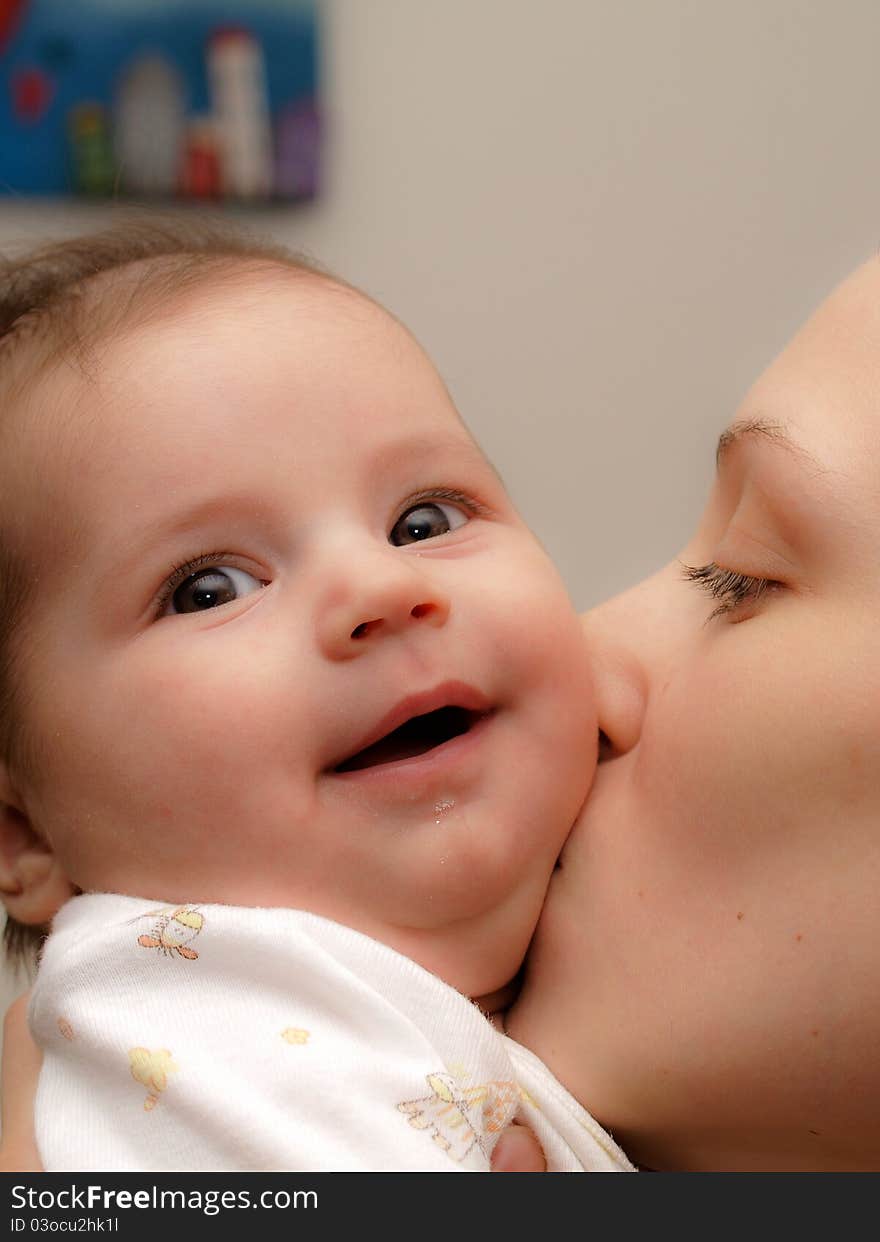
[581,566,673,759]
[316,550,451,661]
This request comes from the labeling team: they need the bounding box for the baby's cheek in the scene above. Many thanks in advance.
[30,644,305,889]
[540,612,597,752]
[503,577,592,694]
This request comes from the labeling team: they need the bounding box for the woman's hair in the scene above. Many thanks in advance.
[0,213,328,967]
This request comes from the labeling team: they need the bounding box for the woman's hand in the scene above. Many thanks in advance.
[0,991,42,1171]
[491,1123,546,1172]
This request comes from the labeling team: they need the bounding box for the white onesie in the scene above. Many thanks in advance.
[30,894,635,1173]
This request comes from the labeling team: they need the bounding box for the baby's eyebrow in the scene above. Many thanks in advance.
[106,493,267,577]
[715,417,821,473]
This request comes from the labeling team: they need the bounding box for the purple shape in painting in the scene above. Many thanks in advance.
[274,96,319,200]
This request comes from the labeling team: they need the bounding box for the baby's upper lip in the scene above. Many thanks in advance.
[327,680,492,772]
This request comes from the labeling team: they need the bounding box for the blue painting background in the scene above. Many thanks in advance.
[0,0,318,197]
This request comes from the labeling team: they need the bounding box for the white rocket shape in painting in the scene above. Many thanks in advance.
[207,26,274,200]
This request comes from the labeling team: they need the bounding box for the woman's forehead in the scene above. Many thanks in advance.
[739,258,880,478]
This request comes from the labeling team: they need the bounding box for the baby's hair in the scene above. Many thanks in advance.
[0,213,332,377]
[0,213,331,968]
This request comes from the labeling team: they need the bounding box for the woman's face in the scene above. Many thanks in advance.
[509,257,880,1171]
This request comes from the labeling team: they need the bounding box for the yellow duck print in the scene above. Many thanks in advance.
[129,1047,178,1111]
[137,906,204,960]
[281,1027,310,1045]
[398,1072,520,1162]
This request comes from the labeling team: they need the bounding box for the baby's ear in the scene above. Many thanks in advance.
[0,766,74,926]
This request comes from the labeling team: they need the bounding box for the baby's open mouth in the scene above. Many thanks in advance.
[333,706,485,772]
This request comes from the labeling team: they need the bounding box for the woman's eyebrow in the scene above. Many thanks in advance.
[715,417,821,472]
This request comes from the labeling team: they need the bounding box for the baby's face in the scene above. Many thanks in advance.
[5,271,594,994]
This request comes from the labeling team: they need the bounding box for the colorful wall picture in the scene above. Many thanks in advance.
[0,0,320,202]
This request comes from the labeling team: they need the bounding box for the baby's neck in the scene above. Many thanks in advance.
[472,973,522,1030]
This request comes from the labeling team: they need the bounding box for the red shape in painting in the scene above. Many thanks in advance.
[11,65,53,123]
[0,0,27,58]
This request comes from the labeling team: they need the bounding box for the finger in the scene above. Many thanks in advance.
[0,990,43,1171]
[491,1122,547,1172]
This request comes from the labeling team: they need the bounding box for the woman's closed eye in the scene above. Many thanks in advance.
[157,556,268,617]
[681,561,780,623]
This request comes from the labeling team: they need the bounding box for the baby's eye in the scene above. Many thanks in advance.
[389,501,469,546]
[165,566,264,616]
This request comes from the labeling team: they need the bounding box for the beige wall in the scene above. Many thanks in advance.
[2,0,880,1069]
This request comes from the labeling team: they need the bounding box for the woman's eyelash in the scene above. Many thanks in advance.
[152,551,236,617]
[681,561,773,621]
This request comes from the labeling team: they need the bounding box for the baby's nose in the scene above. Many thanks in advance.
[316,556,450,661]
